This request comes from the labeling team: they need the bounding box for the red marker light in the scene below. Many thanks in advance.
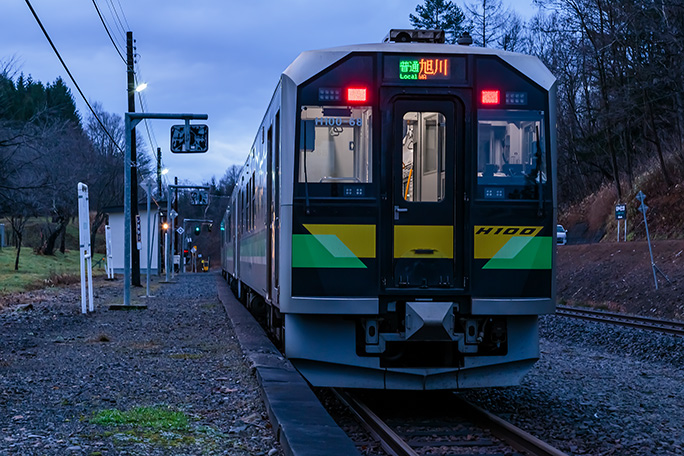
[347,87,367,103]
[481,90,500,105]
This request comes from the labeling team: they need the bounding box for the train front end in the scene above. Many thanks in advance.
[280,35,557,389]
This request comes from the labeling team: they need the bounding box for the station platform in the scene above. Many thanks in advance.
[216,277,361,456]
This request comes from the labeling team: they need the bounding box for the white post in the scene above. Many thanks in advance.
[141,178,155,297]
[105,225,114,279]
[617,220,620,242]
[78,183,94,313]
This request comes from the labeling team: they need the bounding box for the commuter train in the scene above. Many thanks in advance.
[221,30,557,390]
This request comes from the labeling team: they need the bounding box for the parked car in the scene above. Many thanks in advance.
[557,224,567,245]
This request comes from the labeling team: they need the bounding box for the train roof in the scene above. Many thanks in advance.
[283,42,555,91]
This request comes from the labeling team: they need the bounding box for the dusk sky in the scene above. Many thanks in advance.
[2,0,538,185]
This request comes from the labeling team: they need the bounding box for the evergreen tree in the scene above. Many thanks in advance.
[46,78,80,124]
[409,0,469,44]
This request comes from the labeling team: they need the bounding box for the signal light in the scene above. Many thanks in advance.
[347,87,367,103]
[194,225,201,235]
[481,90,500,105]
[162,223,169,230]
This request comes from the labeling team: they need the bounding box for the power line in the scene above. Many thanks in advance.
[114,0,132,31]
[137,90,159,151]
[24,0,123,153]
[105,0,129,41]
[133,58,160,156]
[91,0,126,63]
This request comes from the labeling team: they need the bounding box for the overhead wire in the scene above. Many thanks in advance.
[134,55,160,163]
[94,0,159,172]
[91,0,126,63]
[23,0,123,153]
[113,0,131,31]
[104,0,129,42]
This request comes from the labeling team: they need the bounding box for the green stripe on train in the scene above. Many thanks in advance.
[482,236,552,269]
[292,234,366,268]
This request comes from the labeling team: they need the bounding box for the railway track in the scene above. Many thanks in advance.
[555,305,684,336]
[332,389,568,456]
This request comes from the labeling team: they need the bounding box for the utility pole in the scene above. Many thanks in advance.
[127,31,141,287]
[174,176,179,257]
[157,147,162,276]
[157,147,162,197]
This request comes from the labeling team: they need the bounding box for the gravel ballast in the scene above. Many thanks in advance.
[463,314,684,455]
[0,273,282,456]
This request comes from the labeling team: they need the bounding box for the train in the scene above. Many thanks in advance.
[221,29,557,390]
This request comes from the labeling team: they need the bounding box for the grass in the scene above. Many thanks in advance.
[91,406,190,431]
[0,248,104,295]
[89,405,212,448]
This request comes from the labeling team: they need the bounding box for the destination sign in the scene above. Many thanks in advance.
[399,58,449,80]
[384,55,466,84]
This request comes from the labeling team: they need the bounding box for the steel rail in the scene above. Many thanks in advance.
[334,389,569,456]
[452,396,570,456]
[556,305,684,336]
[331,389,418,456]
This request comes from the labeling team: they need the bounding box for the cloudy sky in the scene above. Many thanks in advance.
[2,0,537,185]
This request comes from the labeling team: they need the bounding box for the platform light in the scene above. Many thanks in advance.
[481,90,500,105]
[135,82,148,92]
[347,87,368,103]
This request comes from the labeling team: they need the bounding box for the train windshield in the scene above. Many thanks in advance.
[477,110,546,200]
[299,106,373,183]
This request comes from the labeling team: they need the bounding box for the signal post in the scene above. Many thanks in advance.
[121,112,208,307]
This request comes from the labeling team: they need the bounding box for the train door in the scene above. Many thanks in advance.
[390,99,464,288]
[266,113,280,306]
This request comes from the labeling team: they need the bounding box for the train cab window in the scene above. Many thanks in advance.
[299,105,373,184]
[477,110,546,200]
[402,111,446,202]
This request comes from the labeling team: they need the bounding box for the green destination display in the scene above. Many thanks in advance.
[399,58,450,80]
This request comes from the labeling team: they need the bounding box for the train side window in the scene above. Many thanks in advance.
[402,111,446,202]
[476,110,546,200]
[298,105,373,184]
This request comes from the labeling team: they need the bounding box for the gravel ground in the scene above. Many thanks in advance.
[4,271,684,456]
[462,315,684,456]
[0,273,282,456]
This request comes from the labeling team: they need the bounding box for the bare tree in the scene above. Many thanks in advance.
[466,0,509,47]
[84,103,126,251]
